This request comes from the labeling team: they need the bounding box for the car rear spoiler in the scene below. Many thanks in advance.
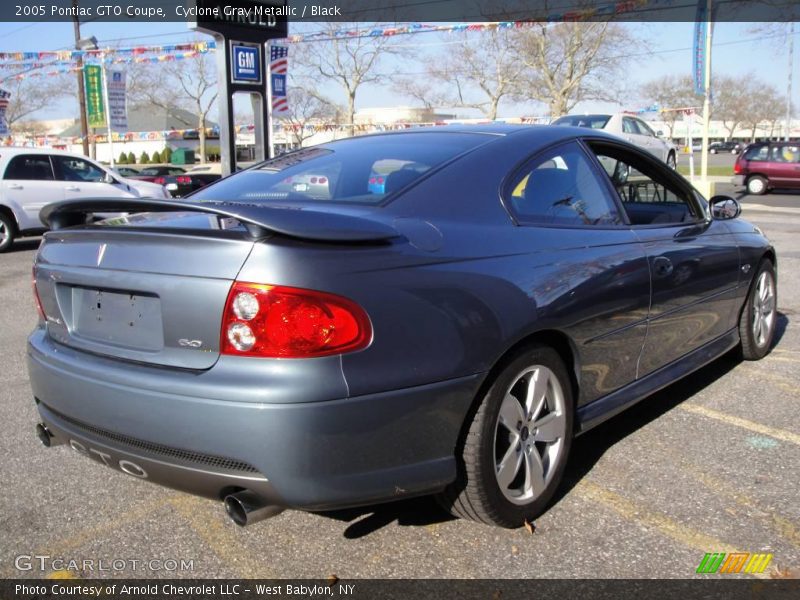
[40,198,400,243]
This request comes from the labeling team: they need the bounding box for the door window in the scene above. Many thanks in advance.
[769,145,800,163]
[3,155,55,180]
[505,141,622,227]
[622,118,640,135]
[635,119,656,137]
[52,156,106,182]
[587,142,701,226]
[743,145,768,161]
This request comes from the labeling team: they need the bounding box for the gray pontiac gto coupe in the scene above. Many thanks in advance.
[28,125,777,528]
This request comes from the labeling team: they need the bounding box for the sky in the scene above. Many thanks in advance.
[0,20,796,122]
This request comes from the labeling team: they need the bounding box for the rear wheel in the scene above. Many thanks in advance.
[739,259,777,360]
[666,152,676,170]
[437,345,574,528]
[0,212,15,253]
[710,148,717,154]
[746,175,767,195]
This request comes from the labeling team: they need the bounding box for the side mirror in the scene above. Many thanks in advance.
[709,195,741,220]
[103,172,118,184]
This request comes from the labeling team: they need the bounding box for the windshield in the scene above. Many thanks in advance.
[551,115,611,129]
[190,132,489,205]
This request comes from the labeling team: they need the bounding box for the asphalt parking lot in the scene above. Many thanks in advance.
[1,201,798,580]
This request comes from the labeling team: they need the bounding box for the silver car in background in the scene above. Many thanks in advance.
[552,113,678,169]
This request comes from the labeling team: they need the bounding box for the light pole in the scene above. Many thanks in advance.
[72,0,89,156]
[786,22,794,141]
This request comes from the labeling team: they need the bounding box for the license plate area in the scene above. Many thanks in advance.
[66,286,164,351]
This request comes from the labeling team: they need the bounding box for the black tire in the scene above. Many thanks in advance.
[746,175,768,195]
[0,212,15,253]
[666,152,676,170]
[710,148,717,154]
[739,259,777,360]
[437,345,574,528]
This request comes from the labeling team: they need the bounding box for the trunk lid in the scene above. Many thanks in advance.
[35,214,255,370]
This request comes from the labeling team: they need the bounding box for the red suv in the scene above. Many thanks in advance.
[733,142,800,195]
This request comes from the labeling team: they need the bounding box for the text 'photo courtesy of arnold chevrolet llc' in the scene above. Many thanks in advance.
[1,1,800,598]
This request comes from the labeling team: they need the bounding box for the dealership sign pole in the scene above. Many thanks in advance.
[189,0,289,176]
[267,41,289,158]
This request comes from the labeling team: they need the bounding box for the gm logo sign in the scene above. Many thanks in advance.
[231,42,262,84]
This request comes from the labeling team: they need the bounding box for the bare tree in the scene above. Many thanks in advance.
[713,74,755,139]
[740,82,784,141]
[641,74,698,139]
[2,76,69,130]
[280,87,337,147]
[511,22,635,118]
[293,23,402,135]
[129,51,218,162]
[395,28,522,120]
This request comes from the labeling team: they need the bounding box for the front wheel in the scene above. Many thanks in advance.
[739,260,777,360]
[746,175,768,195]
[437,345,574,528]
[0,212,15,253]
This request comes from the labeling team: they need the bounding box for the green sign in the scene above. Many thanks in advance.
[83,65,105,128]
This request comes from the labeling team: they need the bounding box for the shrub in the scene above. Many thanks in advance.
[139,151,150,164]
[162,147,173,163]
[151,151,161,164]
[118,152,128,164]
[127,151,136,164]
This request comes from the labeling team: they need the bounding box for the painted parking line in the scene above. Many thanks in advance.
[574,480,771,579]
[678,404,800,446]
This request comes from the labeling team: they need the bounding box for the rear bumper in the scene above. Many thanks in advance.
[27,329,481,510]
[732,175,745,186]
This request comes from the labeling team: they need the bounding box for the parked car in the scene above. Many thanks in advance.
[551,113,678,168]
[733,141,800,195]
[708,141,744,154]
[0,148,170,252]
[29,125,776,529]
[113,166,141,178]
[162,163,224,197]
[128,165,187,183]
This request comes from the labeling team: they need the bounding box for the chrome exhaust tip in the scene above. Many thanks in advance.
[36,423,53,447]
[223,490,284,527]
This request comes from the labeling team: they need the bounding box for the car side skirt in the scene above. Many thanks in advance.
[576,328,740,433]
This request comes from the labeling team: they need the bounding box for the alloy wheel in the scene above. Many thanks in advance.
[752,270,776,347]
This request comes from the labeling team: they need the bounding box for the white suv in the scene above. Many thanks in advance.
[0,148,170,252]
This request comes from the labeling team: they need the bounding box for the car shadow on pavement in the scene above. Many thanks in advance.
[318,313,790,539]
[5,238,41,253]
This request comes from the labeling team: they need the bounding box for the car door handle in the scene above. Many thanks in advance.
[65,186,80,191]
[8,184,23,190]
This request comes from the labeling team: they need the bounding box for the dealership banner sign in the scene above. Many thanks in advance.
[0,88,10,136]
[106,69,128,132]
[83,64,105,128]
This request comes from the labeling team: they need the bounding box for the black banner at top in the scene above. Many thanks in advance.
[4,0,800,23]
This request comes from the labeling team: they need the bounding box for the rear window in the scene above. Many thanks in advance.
[551,115,611,129]
[190,132,488,205]
[744,145,768,161]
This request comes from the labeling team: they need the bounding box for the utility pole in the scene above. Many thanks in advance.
[786,22,794,141]
[699,0,713,193]
[72,0,89,156]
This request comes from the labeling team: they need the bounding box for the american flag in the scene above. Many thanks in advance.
[270,44,288,74]
[0,88,11,108]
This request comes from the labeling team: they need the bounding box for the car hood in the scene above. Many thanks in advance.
[120,177,168,198]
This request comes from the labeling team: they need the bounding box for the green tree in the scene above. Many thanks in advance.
[162,147,173,163]
[118,152,128,165]
[151,150,161,164]
[127,151,136,164]
[139,151,150,164]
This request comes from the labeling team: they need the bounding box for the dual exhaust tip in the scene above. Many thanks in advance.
[36,424,281,527]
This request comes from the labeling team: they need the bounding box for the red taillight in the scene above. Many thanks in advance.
[32,266,44,320]
[734,161,742,174]
[318,176,327,184]
[220,282,372,358]
[154,177,166,184]
[377,176,384,184]
[176,176,191,184]
[310,177,318,184]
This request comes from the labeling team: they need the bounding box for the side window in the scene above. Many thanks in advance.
[744,145,768,161]
[636,119,655,137]
[622,118,639,135]
[3,155,55,180]
[770,145,800,163]
[588,143,701,226]
[505,142,622,227]
[53,156,106,183]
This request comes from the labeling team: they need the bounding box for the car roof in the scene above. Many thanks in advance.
[0,147,94,158]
